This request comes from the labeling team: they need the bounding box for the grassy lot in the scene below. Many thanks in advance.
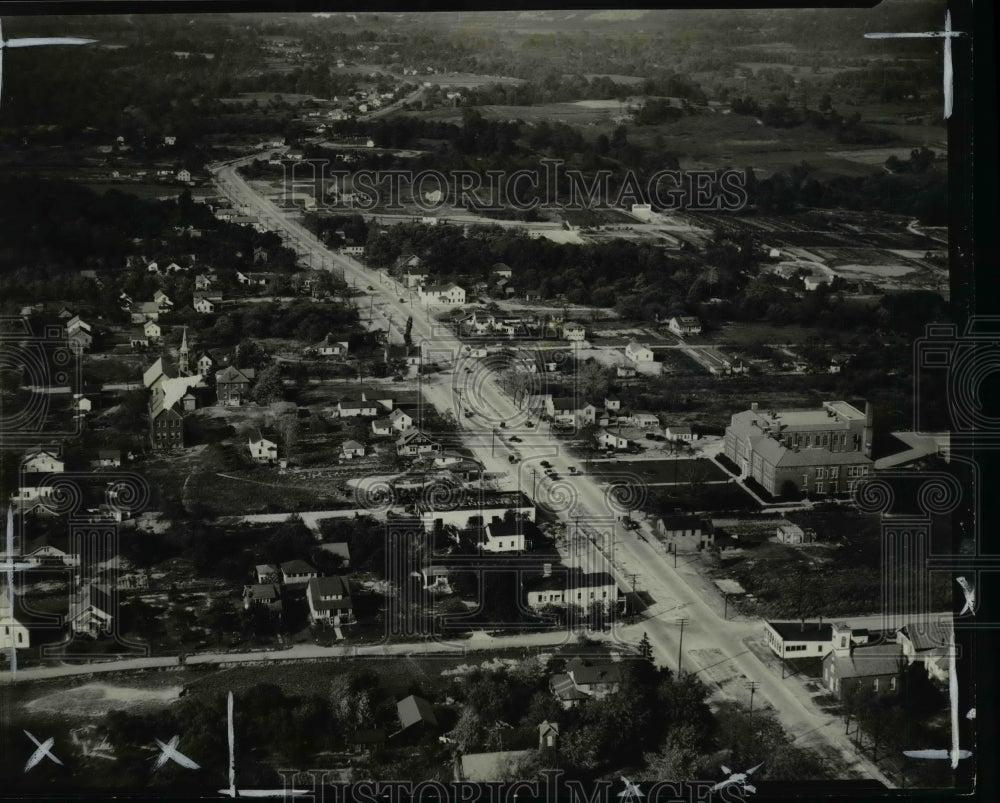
[711,508,953,618]
[592,457,728,484]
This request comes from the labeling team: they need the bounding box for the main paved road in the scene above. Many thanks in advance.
[209,157,900,783]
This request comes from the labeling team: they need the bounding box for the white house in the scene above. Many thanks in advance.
[153,290,173,309]
[144,319,162,339]
[597,430,629,451]
[315,336,349,357]
[668,316,702,337]
[0,603,30,651]
[280,560,318,586]
[524,568,621,613]
[418,283,466,305]
[562,322,586,342]
[389,408,414,431]
[248,431,278,464]
[396,429,440,458]
[371,419,393,436]
[22,449,64,474]
[193,294,219,314]
[336,400,379,418]
[625,341,654,363]
[656,515,713,553]
[341,440,366,459]
[177,168,192,182]
[776,522,809,544]
[664,425,696,442]
[482,520,527,553]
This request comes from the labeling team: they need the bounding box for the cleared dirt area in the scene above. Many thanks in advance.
[23,681,184,718]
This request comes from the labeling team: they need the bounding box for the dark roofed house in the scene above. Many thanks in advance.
[764,620,835,658]
[823,641,905,698]
[242,583,283,613]
[215,365,256,406]
[306,575,355,625]
[396,694,437,731]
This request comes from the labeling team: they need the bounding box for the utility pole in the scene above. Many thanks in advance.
[626,573,638,621]
[676,618,688,675]
[746,681,760,732]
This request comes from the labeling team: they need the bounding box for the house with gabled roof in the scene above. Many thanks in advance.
[314,335,349,357]
[823,629,904,698]
[242,583,282,613]
[668,316,702,337]
[418,283,465,305]
[21,448,64,474]
[280,560,318,586]
[388,408,414,432]
[625,341,654,363]
[130,301,160,324]
[215,365,256,406]
[523,566,622,613]
[68,584,114,637]
[341,440,365,459]
[396,429,440,458]
[306,575,354,625]
[396,695,437,731]
[248,430,278,463]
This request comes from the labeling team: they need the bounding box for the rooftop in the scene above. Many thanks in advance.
[767,621,833,642]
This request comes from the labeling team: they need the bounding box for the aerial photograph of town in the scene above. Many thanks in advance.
[0,1,987,800]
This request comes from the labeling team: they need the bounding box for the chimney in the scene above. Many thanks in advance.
[543,563,552,578]
[750,402,758,411]
[863,401,874,459]
[800,619,805,632]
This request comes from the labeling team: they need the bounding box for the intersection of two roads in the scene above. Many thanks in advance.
[207,157,894,783]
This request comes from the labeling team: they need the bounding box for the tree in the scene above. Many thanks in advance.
[639,632,654,662]
[253,365,283,405]
[450,708,484,752]
[642,724,703,780]
[404,316,413,347]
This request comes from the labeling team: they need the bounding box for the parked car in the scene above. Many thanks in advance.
[540,460,551,468]
[509,435,522,443]
[367,285,374,290]
[568,466,577,474]
[525,421,535,428]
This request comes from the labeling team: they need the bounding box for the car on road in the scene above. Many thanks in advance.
[508,455,520,464]
[525,421,534,427]
[540,460,551,468]
[509,435,522,442]
[621,517,639,530]
[400,298,406,302]
[568,466,577,474]
[499,422,506,428]
[367,285,374,290]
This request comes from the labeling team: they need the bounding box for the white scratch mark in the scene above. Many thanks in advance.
[956,576,976,615]
[949,622,960,768]
[153,735,200,770]
[23,730,62,772]
[865,11,966,118]
[0,18,97,110]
